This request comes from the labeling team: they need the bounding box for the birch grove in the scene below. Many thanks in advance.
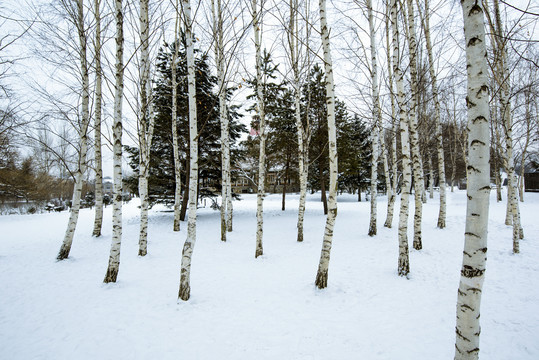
[314,0,338,289]
[454,1,491,358]
[104,0,124,283]
[57,0,91,261]
[92,0,104,238]
[178,0,198,301]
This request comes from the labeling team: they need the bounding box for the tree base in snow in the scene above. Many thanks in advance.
[398,258,409,277]
[255,246,263,258]
[178,283,190,301]
[138,248,147,257]
[315,269,328,289]
[57,245,71,261]
[103,266,119,283]
[437,218,445,229]
[368,222,377,237]
[92,229,102,237]
[413,239,422,251]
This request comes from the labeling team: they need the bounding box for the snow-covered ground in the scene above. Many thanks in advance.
[1,189,538,359]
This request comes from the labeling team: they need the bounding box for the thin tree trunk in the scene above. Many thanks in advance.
[138,0,155,256]
[172,5,182,232]
[104,0,124,283]
[315,0,338,289]
[178,0,198,301]
[405,0,423,251]
[384,7,398,229]
[92,0,104,238]
[253,0,265,258]
[320,168,328,215]
[428,156,434,198]
[57,0,91,261]
[282,157,289,211]
[391,0,410,277]
[367,0,380,237]
[419,0,446,227]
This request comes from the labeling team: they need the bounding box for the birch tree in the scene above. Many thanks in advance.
[253,0,266,258]
[391,0,410,276]
[404,0,423,251]
[384,3,398,229]
[367,0,380,237]
[92,0,104,237]
[178,0,198,300]
[286,0,311,243]
[171,2,182,232]
[104,0,124,283]
[314,0,338,289]
[454,0,491,357]
[137,0,156,255]
[417,0,446,228]
[57,0,91,261]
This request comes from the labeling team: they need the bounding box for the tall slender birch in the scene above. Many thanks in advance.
[137,0,156,255]
[315,0,338,289]
[384,4,398,229]
[418,0,446,228]
[454,1,491,358]
[288,0,308,243]
[391,0,410,276]
[212,0,231,242]
[171,3,182,232]
[253,0,266,258]
[367,0,381,237]
[92,0,104,238]
[104,0,124,283]
[491,0,523,249]
[178,0,198,301]
[404,0,423,251]
[57,0,91,260]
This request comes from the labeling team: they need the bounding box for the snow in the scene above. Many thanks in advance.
[1,190,538,359]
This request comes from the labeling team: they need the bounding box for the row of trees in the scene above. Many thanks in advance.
[1,0,538,358]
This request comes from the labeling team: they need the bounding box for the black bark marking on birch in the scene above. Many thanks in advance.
[472,115,487,124]
[471,213,479,217]
[464,232,480,238]
[469,4,482,16]
[470,139,486,147]
[467,37,482,47]
[461,265,485,277]
[467,348,480,354]
[456,328,471,342]
[478,247,487,253]
[467,165,480,173]
[461,303,475,312]
[466,96,476,108]
[468,287,482,294]
[463,251,472,258]
[479,186,491,191]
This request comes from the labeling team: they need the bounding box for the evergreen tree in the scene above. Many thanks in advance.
[125,37,245,216]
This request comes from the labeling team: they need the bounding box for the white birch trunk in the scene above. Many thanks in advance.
[289,0,307,243]
[391,0,410,277]
[405,0,423,251]
[253,0,266,258]
[172,5,182,233]
[428,155,434,199]
[213,0,230,242]
[384,8,398,229]
[367,0,380,237]
[178,0,198,300]
[137,0,155,256]
[57,0,91,261]
[92,0,104,238]
[454,1,491,358]
[315,0,338,289]
[420,0,446,228]
[104,0,124,283]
